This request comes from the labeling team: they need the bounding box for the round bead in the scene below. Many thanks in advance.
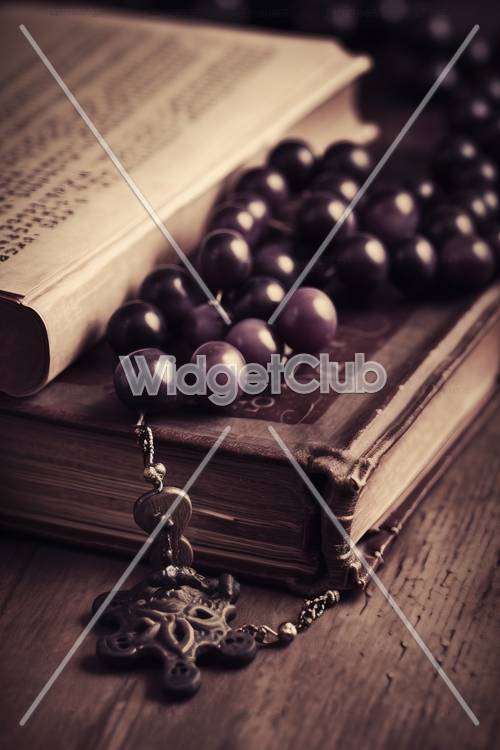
[439,235,495,291]
[199,230,252,291]
[113,347,177,411]
[226,318,281,367]
[140,265,202,323]
[462,37,493,70]
[277,622,297,644]
[207,202,258,244]
[320,140,373,178]
[153,462,167,478]
[143,466,161,483]
[444,156,498,189]
[229,276,286,321]
[327,2,361,42]
[311,171,360,202]
[425,205,476,246]
[107,300,167,355]
[191,340,246,405]
[275,287,337,353]
[335,232,389,292]
[234,167,290,217]
[432,136,479,186]
[181,303,228,349]
[448,96,493,136]
[410,12,455,51]
[268,138,315,192]
[418,57,461,99]
[372,0,418,35]
[480,72,500,105]
[404,177,439,208]
[295,191,356,253]
[253,241,298,289]
[480,187,499,217]
[232,192,271,241]
[391,235,438,295]
[361,187,419,243]
[451,190,490,230]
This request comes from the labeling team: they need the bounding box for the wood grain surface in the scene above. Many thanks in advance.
[0,403,498,750]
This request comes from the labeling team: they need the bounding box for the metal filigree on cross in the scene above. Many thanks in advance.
[93,565,256,697]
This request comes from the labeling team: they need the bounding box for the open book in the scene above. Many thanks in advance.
[0,3,374,396]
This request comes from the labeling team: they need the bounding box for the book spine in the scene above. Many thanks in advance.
[286,450,369,595]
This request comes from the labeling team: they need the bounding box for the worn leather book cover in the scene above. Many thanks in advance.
[1,283,498,592]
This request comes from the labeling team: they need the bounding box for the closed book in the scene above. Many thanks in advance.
[1,284,498,591]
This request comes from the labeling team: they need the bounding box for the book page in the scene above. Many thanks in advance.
[0,4,368,300]
[0,4,373,395]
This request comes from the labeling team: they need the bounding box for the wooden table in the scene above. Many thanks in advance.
[1,403,498,750]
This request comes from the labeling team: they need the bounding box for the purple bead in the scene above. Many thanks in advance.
[311,171,360,202]
[113,348,178,411]
[405,177,440,207]
[229,276,286,321]
[320,141,373,179]
[391,235,438,295]
[480,72,500,105]
[451,190,490,230]
[439,235,495,291]
[107,300,167,355]
[191,340,246,405]
[432,136,479,186]
[199,230,252,291]
[410,12,455,51]
[335,233,389,292]
[140,265,202,323]
[327,2,362,41]
[480,188,499,217]
[371,0,420,36]
[448,96,493,136]
[268,139,315,192]
[445,156,498,189]
[253,241,298,289]
[295,191,356,254]
[232,192,271,241]
[226,318,281,367]
[275,287,337,353]
[361,187,419,243]
[207,203,258,244]
[425,205,476,246]
[418,57,461,98]
[462,37,493,70]
[234,167,290,217]
[182,303,228,349]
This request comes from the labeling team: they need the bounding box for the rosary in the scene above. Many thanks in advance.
[94,8,500,698]
[93,417,340,698]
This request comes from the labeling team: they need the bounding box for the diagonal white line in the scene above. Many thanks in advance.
[19,24,231,325]
[268,425,480,726]
[268,24,480,325]
[19,426,231,726]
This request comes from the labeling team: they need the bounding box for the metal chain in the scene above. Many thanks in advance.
[238,589,340,646]
[134,418,340,647]
[135,414,166,492]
